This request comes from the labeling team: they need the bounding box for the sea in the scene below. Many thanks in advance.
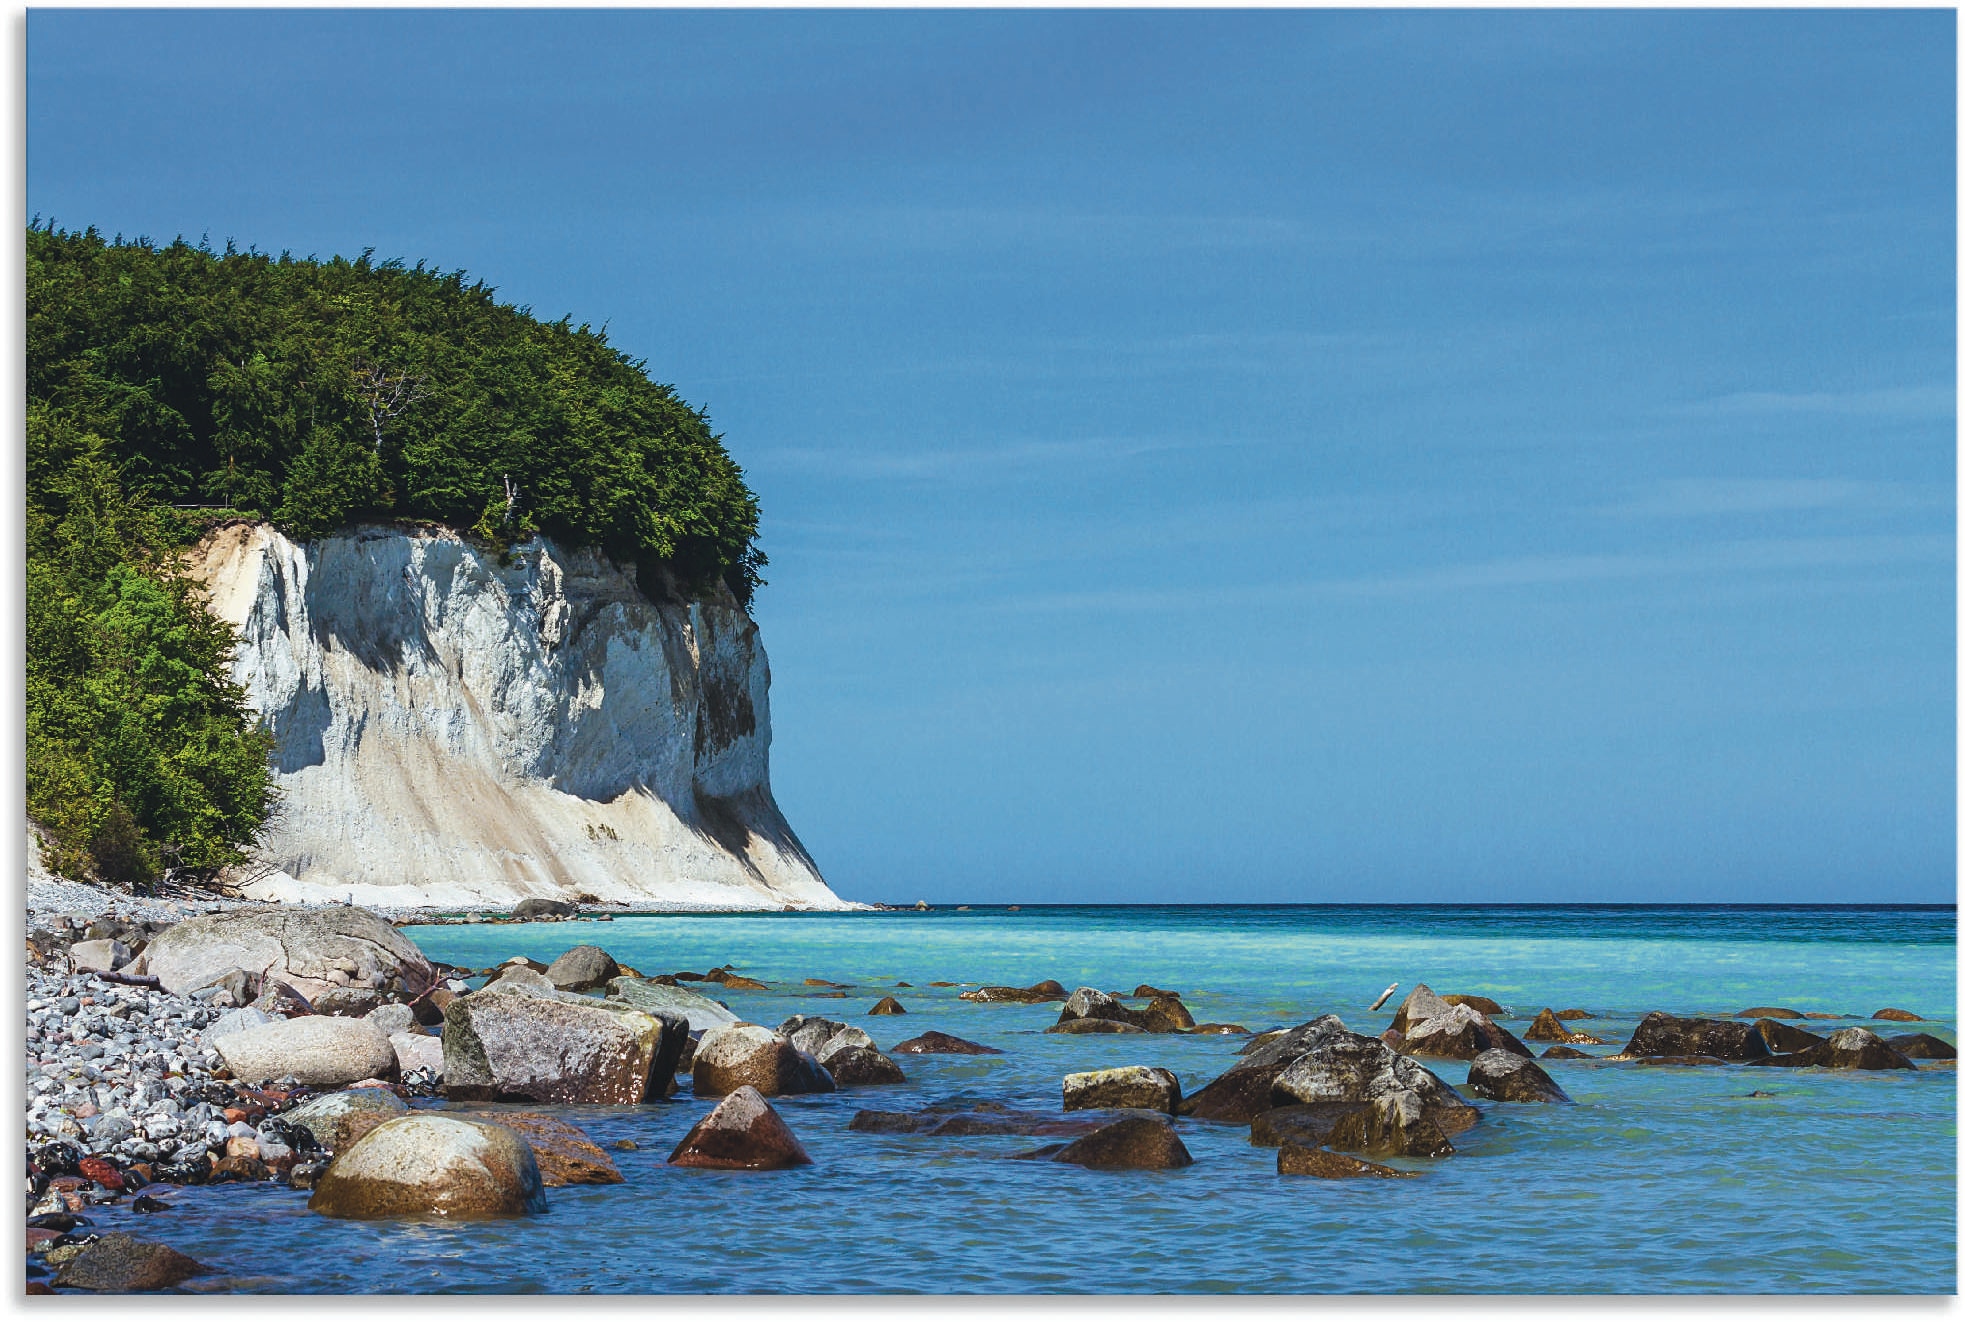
[136,904,1956,1294]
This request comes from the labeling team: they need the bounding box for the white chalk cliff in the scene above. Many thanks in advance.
[187,522,848,911]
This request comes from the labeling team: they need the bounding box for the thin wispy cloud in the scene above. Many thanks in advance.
[1608,478,1952,520]
[1682,384,1953,421]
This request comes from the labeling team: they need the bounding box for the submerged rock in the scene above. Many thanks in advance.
[52,1233,205,1291]
[1061,1066,1182,1114]
[889,1031,1003,1055]
[309,1114,547,1219]
[1249,1103,1366,1149]
[1620,1012,1770,1062]
[466,1112,623,1186]
[668,1085,813,1170]
[1277,1142,1416,1179]
[214,1016,398,1088]
[867,996,907,1016]
[1753,1027,1918,1071]
[1046,1018,1147,1035]
[959,980,1068,1004]
[1139,996,1197,1033]
[1540,1045,1595,1060]
[1872,1008,1925,1022]
[1465,1049,1572,1103]
[1048,1116,1193,1170]
[1737,1006,1805,1019]
[691,1024,836,1097]
[824,1046,908,1086]
[849,1100,1101,1138]
[1886,1033,1957,1060]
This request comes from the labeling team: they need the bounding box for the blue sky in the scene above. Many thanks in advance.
[28,9,1956,904]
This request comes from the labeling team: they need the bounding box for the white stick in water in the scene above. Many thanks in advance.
[1367,981,1399,1012]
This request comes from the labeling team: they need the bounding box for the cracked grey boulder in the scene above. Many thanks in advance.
[1061,1065,1182,1114]
[546,945,619,992]
[1466,1048,1572,1103]
[442,983,682,1104]
[131,906,432,1001]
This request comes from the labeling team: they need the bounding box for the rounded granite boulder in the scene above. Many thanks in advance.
[691,1024,837,1097]
[213,1016,399,1088]
[308,1114,546,1219]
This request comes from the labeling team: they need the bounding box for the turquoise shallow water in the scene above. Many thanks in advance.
[137,905,1955,1293]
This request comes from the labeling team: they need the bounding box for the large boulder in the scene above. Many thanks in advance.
[1055,987,1145,1029]
[604,976,739,1033]
[1388,984,1455,1035]
[889,1031,1002,1055]
[512,897,577,919]
[309,1115,546,1219]
[668,1085,813,1170]
[545,945,618,992]
[1401,1004,1533,1061]
[52,1233,205,1290]
[691,1024,836,1098]
[442,984,683,1104]
[1048,1116,1193,1170]
[464,1112,622,1186]
[1268,1016,1481,1157]
[131,906,433,1001]
[1181,1020,1350,1122]
[1466,1049,1572,1103]
[1761,1027,1918,1071]
[68,939,133,973]
[1277,1143,1416,1179]
[1061,1066,1182,1114]
[1621,1012,1770,1062]
[959,980,1068,1004]
[282,1088,410,1152]
[214,1016,398,1087]
[779,1015,851,1056]
[1886,1033,1956,1060]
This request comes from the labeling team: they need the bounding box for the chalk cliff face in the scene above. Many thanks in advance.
[188,523,846,911]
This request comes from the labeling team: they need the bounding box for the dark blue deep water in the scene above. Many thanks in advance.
[143,905,1955,1293]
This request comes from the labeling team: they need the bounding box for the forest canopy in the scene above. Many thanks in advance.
[27,221,766,603]
[26,221,767,887]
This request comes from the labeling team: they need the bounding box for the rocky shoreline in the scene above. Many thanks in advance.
[23,889,1955,1294]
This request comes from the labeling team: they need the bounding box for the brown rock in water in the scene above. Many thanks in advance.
[1737,1006,1805,1019]
[1139,995,1197,1033]
[928,981,959,988]
[804,978,846,988]
[824,1046,908,1086]
[53,1234,205,1291]
[889,1031,1003,1055]
[1873,1008,1925,1022]
[1133,985,1179,999]
[1886,1033,1956,1060]
[668,1086,813,1170]
[1046,1018,1147,1035]
[1465,1048,1572,1103]
[1637,1055,1731,1067]
[1048,1116,1194,1170]
[1754,1018,1828,1055]
[309,1115,546,1219]
[1269,1018,1480,1157]
[1541,1045,1594,1060]
[466,1112,623,1186]
[868,996,907,1015]
[545,945,619,993]
[959,980,1068,1004]
[1441,994,1505,1015]
[1277,1143,1416,1179]
[849,1103,1100,1138]
[1524,1008,1607,1045]
[1190,1023,1250,1036]
[1620,1012,1770,1062]
[1249,1103,1366,1149]
[1185,1018,1368,1122]
[691,1024,836,1097]
[1555,1008,1592,1020]
[1401,1004,1533,1061]
[707,971,769,991]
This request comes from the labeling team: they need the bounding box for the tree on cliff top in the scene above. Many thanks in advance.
[27,221,767,604]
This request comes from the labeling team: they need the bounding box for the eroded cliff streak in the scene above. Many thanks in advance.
[188,523,846,910]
